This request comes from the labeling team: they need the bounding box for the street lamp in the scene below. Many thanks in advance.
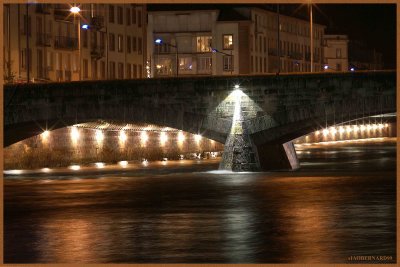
[70,6,81,80]
[155,38,178,77]
[309,3,313,72]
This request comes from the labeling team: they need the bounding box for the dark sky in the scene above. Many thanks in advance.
[148,4,396,69]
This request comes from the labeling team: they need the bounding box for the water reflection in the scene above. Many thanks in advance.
[4,140,396,263]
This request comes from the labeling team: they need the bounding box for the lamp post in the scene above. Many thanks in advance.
[26,3,30,83]
[309,3,313,72]
[70,6,81,80]
[211,47,233,75]
[155,38,178,77]
[277,4,280,73]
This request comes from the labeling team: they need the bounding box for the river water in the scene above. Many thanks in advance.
[4,138,396,263]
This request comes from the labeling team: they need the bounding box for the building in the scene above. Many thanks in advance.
[3,3,147,83]
[322,34,349,71]
[147,6,327,77]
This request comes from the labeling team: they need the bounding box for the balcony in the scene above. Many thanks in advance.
[35,4,51,14]
[91,46,105,60]
[36,33,52,47]
[90,16,105,30]
[54,36,78,50]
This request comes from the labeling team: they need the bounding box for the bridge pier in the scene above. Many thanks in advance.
[219,131,299,171]
[219,89,300,172]
[218,125,260,172]
[255,141,300,171]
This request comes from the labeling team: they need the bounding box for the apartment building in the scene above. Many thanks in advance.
[147,9,222,77]
[3,3,146,83]
[322,34,349,72]
[242,7,326,73]
[146,6,326,77]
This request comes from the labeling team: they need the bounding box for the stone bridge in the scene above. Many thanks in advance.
[4,71,396,171]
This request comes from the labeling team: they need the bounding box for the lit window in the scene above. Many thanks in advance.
[196,36,212,52]
[223,34,233,50]
[179,57,193,71]
[118,35,123,52]
[155,57,172,76]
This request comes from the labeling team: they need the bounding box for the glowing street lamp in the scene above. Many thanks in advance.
[70,6,81,80]
[70,6,80,14]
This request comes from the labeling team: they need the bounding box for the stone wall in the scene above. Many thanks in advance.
[4,127,224,169]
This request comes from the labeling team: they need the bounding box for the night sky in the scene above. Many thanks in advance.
[148,4,396,69]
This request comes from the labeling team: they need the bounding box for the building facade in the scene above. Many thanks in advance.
[3,3,147,83]
[147,6,327,77]
[322,34,349,71]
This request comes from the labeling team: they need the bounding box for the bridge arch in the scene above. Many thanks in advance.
[5,71,396,171]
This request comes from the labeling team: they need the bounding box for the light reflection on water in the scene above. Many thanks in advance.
[4,140,396,264]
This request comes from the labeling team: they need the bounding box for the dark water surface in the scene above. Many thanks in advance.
[4,139,396,263]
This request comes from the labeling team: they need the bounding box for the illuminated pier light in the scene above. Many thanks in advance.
[378,124,384,129]
[346,126,352,133]
[41,168,51,173]
[140,131,149,146]
[95,162,105,168]
[360,124,366,131]
[119,161,128,167]
[69,165,81,171]
[330,127,337,135]
[71,127,80,141]
[322,129,329,136]
[372,124,378,130]
[6,169,24,175]
[367,124,372,130]
[42,130,50,139]
[315,130,320,135]
[119,130,127,142]
[142,158,149,166]
[353,125,359,132]
[195,134,202,144]
[160,132,168,146]
[95,130,104,143]
[385,123,389,127]
[177,131,185,142]
[339,126,345,134]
